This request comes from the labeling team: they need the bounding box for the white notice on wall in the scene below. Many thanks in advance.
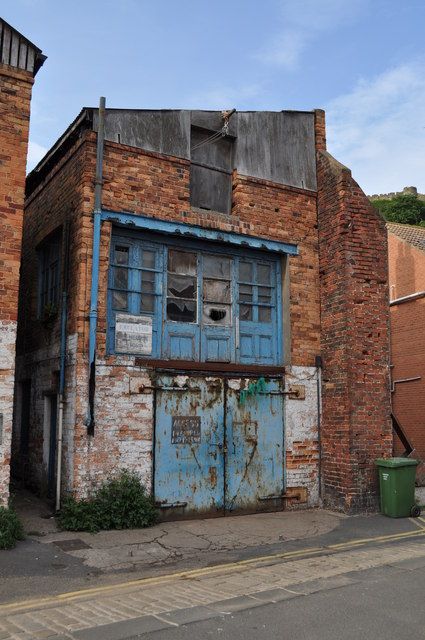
[115,314,153,355]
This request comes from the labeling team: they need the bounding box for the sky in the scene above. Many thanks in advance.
[3,0,425,195]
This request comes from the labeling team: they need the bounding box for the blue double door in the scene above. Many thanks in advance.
[154,375,284,517]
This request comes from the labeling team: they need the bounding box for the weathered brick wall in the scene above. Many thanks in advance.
[317,151,392,512]
[388,233,425,479]
[0,63,34,505]
[20,132,322,505]
[15,137,92,493]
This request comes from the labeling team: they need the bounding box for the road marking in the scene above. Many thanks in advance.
[409,517,425,530]
[418,516,425,525]
[1,527,424,615]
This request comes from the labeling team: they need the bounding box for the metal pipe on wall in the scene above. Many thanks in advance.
[86,96,106,434]
[56,221,70,512]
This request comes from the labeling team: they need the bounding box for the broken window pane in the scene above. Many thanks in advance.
[203,254,231,279]
[257,264,271,284]
[240,304,252,321]
[259,306,271,323]
[167,274,196,299]
[114,267,128,290]
[168,250,197,275]
[203,304,231,326]
[167,299,196,323]
[203,279,231,303]
[239,262,252,282]
[239,284,253,302]
[115,246,129,265]
[112,291,127,310]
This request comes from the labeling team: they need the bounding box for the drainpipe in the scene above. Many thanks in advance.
[56,222,70,512]
[315,354,323,500]
[86,96,106,435]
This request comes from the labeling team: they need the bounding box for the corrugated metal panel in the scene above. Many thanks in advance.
[0,18,45,75]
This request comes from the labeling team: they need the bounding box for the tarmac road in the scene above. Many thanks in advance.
[135,559,425,640]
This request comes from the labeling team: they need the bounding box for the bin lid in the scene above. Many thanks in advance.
[375,457,418,468]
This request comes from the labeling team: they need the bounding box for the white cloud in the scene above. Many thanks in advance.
[326,61,425,194]
[26,140,48,172]
[255,0,366,69]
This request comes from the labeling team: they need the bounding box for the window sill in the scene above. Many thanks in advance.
[133,358,285,377]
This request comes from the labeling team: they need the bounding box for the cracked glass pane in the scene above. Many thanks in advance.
[167,274,196,299]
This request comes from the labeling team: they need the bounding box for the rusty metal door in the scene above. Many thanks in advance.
[224,377,284,513]
[154,375,284,517]
[154,375,225,516]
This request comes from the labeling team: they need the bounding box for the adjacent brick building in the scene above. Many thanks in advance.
[388,222,425,482]
[0,18,45,506]
[12,106,392,515]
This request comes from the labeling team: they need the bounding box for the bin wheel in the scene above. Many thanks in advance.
[410,505,421,518]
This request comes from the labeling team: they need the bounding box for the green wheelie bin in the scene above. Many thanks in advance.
[375,458,420,518]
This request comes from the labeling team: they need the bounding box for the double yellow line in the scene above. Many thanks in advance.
[2,525,425,615]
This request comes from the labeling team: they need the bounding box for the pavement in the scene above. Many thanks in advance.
[1,519,425,639]
[2,489,344,602]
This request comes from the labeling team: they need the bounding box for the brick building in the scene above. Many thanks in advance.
[12,105,392,515]
[388,222,425,482]
[0,18,45,506]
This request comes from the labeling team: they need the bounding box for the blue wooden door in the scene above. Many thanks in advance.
[154,375,225,515]
[225,378,284,513]
[154,375,284,517]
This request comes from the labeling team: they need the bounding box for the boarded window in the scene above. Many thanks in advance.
[190,127,233,214]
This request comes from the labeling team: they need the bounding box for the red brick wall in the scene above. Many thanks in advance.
[317,151,392,512]
[388,233,425,475]
[0,63,34,505]
[20,132,322,500]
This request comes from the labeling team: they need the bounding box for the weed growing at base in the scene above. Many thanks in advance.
[0,507,25,549]
[57,471,158,533]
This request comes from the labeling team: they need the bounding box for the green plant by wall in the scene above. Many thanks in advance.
[57,471,158,533]
[0,507,25,550]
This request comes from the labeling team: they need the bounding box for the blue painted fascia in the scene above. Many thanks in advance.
[100,210,299,256]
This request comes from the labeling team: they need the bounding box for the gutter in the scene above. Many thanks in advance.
[86,97,106,434]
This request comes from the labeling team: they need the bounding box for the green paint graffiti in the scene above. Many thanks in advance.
[239,377,267,405]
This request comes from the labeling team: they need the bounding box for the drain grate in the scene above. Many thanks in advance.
[52,538,91,551]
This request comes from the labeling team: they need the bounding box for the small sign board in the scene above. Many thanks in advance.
[171,416,201,445]
[115,314,153,355]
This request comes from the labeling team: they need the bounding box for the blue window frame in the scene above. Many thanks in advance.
[107,231,283,365]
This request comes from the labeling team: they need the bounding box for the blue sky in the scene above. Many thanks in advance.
[3,0,425,194]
